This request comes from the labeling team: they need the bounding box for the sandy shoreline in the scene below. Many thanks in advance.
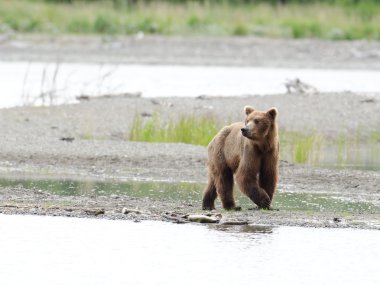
[0,94,379,229]
[0,35,379,229]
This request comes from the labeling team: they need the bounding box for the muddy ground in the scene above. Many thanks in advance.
[0,35,379,229]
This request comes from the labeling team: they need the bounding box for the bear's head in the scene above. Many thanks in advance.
[241,105,277,141]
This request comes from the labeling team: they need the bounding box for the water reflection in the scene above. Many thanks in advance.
[208,224,273,235]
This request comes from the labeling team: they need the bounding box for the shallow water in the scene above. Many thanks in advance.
[1,178,378,214]
[281,142,380,171]
[0,214,378,285]
[1,61,380,108]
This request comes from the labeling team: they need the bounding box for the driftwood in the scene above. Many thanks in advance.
[76,92,142,102]
[285,78,318,94]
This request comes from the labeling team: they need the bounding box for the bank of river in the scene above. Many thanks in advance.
[0,36,379,230]
[0,93,379,229]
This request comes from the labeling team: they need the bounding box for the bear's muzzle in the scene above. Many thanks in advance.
[241,128,248,137]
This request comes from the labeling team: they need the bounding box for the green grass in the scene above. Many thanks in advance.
[129,114,380,169]
[280,131,324,164]
[1,0,380,39]
[129,113,219,146]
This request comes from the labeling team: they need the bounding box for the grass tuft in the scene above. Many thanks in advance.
[280,131,324,165]
[129,113,219,146]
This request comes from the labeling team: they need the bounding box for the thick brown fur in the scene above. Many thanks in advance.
[202,106,279,210]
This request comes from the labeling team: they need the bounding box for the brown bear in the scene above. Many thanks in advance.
[202,105,279,210]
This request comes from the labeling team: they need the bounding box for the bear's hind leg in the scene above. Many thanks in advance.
[215,168,236,210]
[202,178,217,210]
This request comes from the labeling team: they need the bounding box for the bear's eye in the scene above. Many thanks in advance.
[254,119,260,124]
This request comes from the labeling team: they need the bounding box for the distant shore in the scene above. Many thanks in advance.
[1,35,380,69]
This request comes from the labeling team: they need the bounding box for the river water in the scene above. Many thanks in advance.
[0,214,378,285]
[1,61,380,108]
[1,178,378,213]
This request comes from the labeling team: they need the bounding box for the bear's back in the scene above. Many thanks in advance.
[207,122,244,172]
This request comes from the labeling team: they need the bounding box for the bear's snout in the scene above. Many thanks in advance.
[241,128,248,136]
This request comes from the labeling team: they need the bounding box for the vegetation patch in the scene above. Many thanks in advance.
[280,131,324,164]
[1,0,380,39]
[129,113,219,146]
[129,113,380,170]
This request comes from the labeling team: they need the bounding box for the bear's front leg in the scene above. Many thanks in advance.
[259,153,278,201]
[236,176,271,209]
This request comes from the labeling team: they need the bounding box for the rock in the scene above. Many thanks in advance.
[333,217,342,223]
[150,99,160,105]
[360,98,375,103]
[84,209,105,216]
[76,95,90,101]
[60,137,75,142]
[161,212,188,224]
[140,112,152,117]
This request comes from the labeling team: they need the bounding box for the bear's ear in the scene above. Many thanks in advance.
[267,107,277,120]
[244,105,254,116]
